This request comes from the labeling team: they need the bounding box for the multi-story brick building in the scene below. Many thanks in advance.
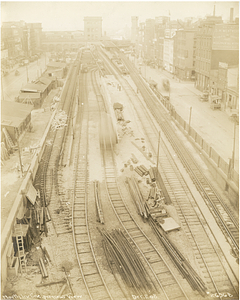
[1,21,42,59]
[131,16,138,44]
[174,29,196,80]
[84,17,102,41]
[154,16,169,68]
[195,15,239,92]
[1,22,23,59]
[144,18,155,61]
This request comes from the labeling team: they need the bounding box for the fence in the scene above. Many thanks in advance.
[153,87,239,187]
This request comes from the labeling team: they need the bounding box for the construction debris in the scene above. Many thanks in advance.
[51,110,68,131]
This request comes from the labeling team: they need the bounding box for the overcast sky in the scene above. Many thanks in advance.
[1,1,239,34]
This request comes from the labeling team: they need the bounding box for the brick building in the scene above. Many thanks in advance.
[174,29,196,80]
[84,17,102,41]
[195,16,239,92]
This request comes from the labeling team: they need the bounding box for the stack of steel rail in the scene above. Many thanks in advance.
[149,218,208,297]
[126,177,148,219]
[101,228,156,297]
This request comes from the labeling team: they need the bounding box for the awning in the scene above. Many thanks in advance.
[26,181,37,205]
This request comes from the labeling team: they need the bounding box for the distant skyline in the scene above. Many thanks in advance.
[1,1,239,34]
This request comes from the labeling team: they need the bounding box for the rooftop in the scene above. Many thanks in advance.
[1,101,33,128]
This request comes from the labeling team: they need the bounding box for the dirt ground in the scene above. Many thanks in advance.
[2,69,237,300]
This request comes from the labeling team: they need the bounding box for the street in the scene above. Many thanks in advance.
[131,57,239,172]
[2,53,49,101]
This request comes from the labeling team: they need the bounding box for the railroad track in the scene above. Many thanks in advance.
[120,53,239,259]
[97,49,239,299]
[90,62,190,300]
[71,70,123,300]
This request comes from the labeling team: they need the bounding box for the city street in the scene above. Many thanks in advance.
[131,57,239,172]
[2,54,49,101]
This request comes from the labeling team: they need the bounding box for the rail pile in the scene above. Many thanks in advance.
[94,181,104,224]
[101,228,156,296]
[126,177,148,219]
[149,218,208,297]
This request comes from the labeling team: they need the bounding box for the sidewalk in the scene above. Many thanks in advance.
[1,88,60,230]
[133,59,239,173]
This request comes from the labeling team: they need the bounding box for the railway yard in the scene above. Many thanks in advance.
[2,46,239,300]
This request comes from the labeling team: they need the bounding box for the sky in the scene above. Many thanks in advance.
[1,1,239,34]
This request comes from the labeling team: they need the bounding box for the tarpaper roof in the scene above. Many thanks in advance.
[36,77,52,86]
[21,83,47,93]
[47,61,66,69]
[1,101,33,128]
[18,92,41,99]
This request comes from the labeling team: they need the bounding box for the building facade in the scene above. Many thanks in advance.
[131,16,138,44]
[195,16,239,91]
[84,17,102,41]
[174,29,196,80]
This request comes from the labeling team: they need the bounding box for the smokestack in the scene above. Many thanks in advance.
[213,5,215,16]
[230,8,234,23]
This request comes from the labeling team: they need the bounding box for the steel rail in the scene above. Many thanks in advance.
[121,54,239,255]
[91,63,189,299]
[97,49,238,298]
[71,69,114,300]
[119,75,238,297]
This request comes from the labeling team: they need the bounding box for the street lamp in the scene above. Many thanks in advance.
[156,131,161,182]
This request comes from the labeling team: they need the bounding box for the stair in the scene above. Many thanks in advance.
[15,225,27,274]
[2,127,17,150]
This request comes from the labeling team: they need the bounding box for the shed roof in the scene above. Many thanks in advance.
[20,83,47,93]
[18,92,41,100]
[36,77,52,86]
[101,41,117,48]
[47,61,66,69]
[1,101,33,128]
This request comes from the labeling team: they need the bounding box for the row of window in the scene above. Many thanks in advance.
[196,37,212,48]
[196,48,211,59]
[196,60,210,72]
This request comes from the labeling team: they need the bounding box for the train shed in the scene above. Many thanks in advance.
[46,61,67,79]
[1,101,33,143]
[101,41,118,51]
[18,83,48,108]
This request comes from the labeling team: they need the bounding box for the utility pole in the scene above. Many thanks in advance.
[231,118,238,171]
[1,74,4,101]
[15,129,24,176]
[26,64,29,82]
[188,107,192,134]
[156,131,161,182]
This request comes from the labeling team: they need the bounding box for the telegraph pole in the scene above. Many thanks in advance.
[156,131,161,182]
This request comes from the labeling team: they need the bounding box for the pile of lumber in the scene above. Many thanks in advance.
[134,165,148,177]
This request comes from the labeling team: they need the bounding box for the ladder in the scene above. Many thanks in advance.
[2,127,17,150]
[15,224,27,274]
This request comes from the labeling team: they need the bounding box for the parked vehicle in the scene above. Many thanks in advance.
[162,78,170,91]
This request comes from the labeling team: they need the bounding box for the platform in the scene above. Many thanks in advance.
[159,217,181,232]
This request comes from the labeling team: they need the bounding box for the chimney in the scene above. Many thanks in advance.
[230,8,234,23]
[213,4,215,16]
